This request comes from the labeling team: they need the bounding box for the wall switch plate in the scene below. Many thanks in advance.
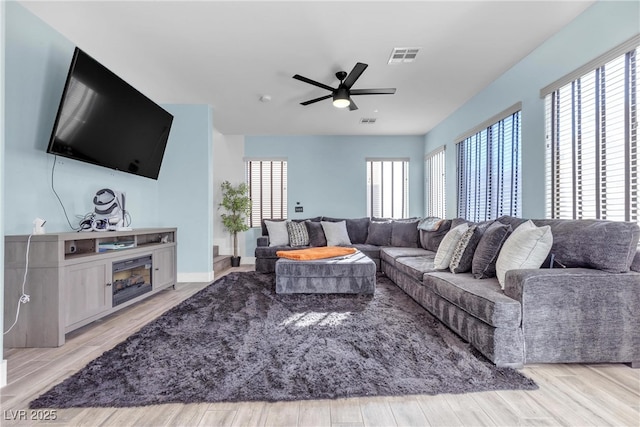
[295,206,303,213]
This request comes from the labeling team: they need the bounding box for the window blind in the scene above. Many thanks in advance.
[425,146,446,218]
[457,110,521,222]
[366,159,409,218]
[545,45,638,224]
[245,160,288,227]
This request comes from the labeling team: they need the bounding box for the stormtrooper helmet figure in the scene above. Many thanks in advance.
[93,188,126,231]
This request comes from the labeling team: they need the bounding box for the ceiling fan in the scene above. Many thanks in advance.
[293,62,396,111]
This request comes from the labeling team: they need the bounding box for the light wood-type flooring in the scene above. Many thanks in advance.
[1,266,639,427]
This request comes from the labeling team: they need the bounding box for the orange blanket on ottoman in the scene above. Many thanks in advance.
[276,246,357,261]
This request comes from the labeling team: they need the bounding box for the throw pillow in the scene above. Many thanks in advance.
[418,217,444,231]
[305,220,327,247]
[321,221,352,246]
[365,221,393,246]
[495,220,553,288]
[419,219,452,251]
[449,224,485,274]
[433,223,469,270]
[391,220,420,247]
[346,217,370,244]
[472,222,512,279]
[265,220,289,247]
[286,221,309,247]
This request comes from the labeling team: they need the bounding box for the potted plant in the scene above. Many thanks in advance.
[219,181,251,267]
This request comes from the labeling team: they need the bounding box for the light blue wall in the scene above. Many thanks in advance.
[3,2,214,277]
[159,104,214,277]
[425,0,640,219]
[4,1,160,234]
[244,135,425,256]
[1,0,6,373]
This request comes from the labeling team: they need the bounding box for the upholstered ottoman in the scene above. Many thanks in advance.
[275,251,376,294]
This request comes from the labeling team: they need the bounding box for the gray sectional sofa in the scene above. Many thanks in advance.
[255,216,640,368]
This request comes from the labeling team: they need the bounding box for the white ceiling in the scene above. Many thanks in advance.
[20,0,595,136]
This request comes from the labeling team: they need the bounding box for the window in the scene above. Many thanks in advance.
[543,38,638,224]
[366,159,409,218]
[245,159,287,227]
[425,146,446,218]
[456,105,521,222]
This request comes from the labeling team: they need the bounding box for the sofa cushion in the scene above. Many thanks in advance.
[434,223,469,269]
[351,244,382,261]
[380,247,432,267]
[286,221,309,247]
[305,221,327,247]
[472,222,512,279]
[391,219,420,247]
[425,272,522,328]
[632,249,640,273]
[394,254,438,282]
[265,220,289,246]
[256,245,297,259]
[321,221,352,246]
[498,216,640,273]
[419,219,452,251]
[366,221,392,246]
[496,220,553,288]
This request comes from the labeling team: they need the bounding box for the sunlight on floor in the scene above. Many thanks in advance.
[281,311,352,327]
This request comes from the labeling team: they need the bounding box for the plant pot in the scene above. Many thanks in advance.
[231,256,241,267]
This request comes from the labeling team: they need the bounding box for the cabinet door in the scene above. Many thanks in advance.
[64,262,111,328]
[153,246,176,289]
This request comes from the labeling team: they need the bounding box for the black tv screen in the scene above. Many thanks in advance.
[47,47,173,180]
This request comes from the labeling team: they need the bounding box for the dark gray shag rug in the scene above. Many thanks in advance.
[31,272,536,408]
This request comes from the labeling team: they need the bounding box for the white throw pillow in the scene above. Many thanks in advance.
[433,223,469,270]
[321,221,352,246]
[265,220,289,247]
[495,220,553,288]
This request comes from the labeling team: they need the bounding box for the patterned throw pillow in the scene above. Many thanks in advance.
[449,225,480,273]
[286,221,309,247]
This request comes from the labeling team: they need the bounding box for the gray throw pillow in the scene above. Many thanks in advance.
[305,221,327,247]
[419,219,452,251]
[265,220,289,247]
[418,217,444,231]
[286,221,309,247]
[345,217,370,244]
[321,221,352,246]
[391,220,419,247]
[366,221,392,246]
[472,222,512,279]
[449,225,484,273]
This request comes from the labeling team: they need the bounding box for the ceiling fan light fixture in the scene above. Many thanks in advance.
[333,87,350,108]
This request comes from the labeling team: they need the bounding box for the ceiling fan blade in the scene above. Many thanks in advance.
[350,88,397,95]
[343,62,368,89]
[300,94,333,106]
[293,74,335,92]
[348,99,358,111]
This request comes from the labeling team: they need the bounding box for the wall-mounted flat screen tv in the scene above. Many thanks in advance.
[47,47,173,180]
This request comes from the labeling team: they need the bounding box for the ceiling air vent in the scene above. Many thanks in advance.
[360,118,377,124]
[388,47,420,64]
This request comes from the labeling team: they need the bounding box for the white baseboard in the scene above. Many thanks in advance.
[0,359,7,388]
[177,271,214,283]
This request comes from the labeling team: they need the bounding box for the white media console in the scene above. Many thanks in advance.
[3,228,177,348]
